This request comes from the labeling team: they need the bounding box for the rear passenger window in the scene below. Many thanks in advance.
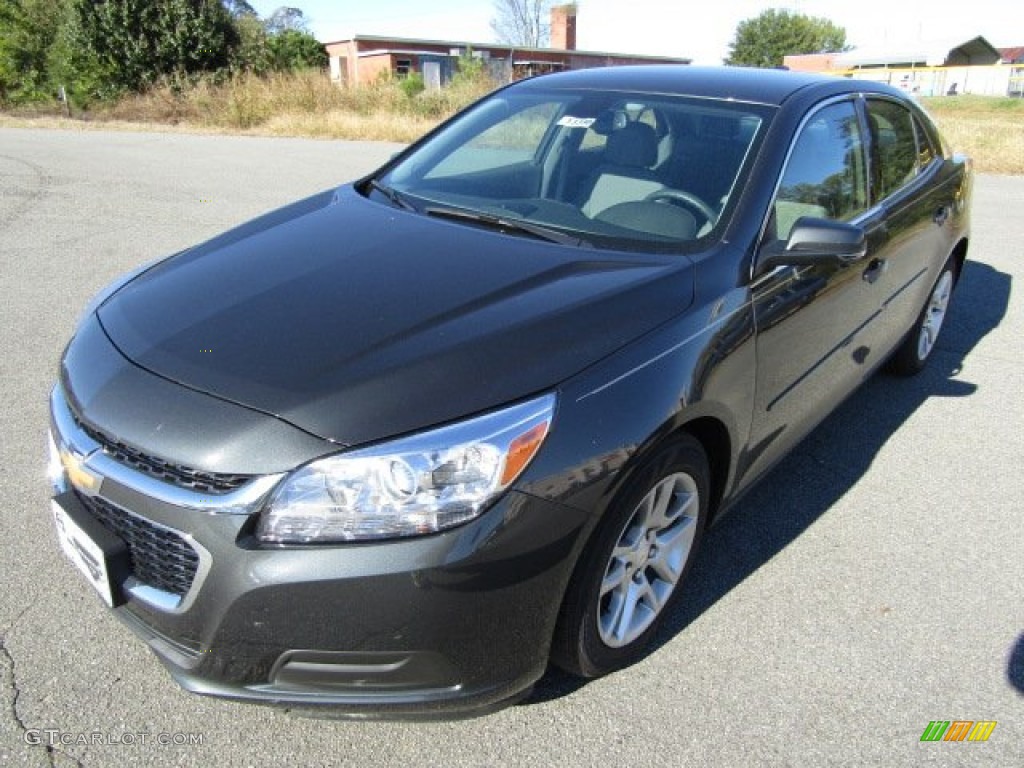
[867,99,919,200]
[774,101,867,240]
[913,115,936,168]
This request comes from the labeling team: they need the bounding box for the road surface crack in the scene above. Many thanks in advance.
[0,637,31,739]
[1,637,85,768]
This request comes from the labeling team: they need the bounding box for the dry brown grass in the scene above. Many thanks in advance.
[2,75,1021,174]
[97,69,494,136]
[0,69,491,143]
[256,110,440,142]
[921,96,1024,175]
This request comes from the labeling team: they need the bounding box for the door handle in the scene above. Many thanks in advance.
[862,258,887,284]
[933,206,950,225]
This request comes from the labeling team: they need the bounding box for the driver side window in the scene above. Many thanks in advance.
[774,101,867,240]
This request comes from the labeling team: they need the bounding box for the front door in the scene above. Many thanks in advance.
[745,98,888,481]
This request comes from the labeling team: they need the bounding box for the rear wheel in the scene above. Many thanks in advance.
[552,435,708,678]
[888,257,956,376]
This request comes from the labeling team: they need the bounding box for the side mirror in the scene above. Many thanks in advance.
[757,217,867,275]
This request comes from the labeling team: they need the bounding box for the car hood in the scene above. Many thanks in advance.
[97,186,694,445]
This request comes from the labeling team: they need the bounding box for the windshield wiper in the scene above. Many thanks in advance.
[424,205,590,247]
[366,179,417,212]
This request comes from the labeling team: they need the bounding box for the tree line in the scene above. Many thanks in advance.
[0,0,327,106]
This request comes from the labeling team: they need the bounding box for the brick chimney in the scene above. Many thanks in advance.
[551,4,577,51]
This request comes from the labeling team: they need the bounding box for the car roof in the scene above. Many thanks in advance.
[516,65,887,107]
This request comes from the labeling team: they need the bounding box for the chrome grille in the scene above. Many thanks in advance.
[76,493,199,597]
[76,419,251,493]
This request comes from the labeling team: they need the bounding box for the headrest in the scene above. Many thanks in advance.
[605,122,658,168]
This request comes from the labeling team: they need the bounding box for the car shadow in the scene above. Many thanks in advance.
[524,259,1011,705]
[1009,634,1024,696]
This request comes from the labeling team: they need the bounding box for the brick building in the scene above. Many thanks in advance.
[324,6,689,87]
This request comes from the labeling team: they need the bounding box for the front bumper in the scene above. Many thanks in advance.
[49,382,588,717]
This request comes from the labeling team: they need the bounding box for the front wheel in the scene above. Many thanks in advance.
[887,258,957,376]
[551,435,709,678]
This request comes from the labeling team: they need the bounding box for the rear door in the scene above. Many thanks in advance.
[861,96,954,348]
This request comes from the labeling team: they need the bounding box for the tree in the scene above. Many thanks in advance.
[265,5,306,34]
[72,0,239,93]
[491,0,550,48]
[229,10,270,73]
[266,28,325,70]
[0,0,69,102]
[227,4,324,73]
[726,9,847,68]
[47,0,111,105]
[222,0,256,17]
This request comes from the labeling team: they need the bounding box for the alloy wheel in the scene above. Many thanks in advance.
[917,270,953,361]
[597,472,700,648]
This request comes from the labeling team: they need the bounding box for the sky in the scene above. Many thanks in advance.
[247,0,1018,65]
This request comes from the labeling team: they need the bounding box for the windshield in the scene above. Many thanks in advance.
[377,86,772,252]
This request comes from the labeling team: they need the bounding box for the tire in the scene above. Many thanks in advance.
[551,434,709,678]
[887,257,957,376]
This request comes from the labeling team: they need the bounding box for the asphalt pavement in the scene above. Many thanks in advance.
[1,127,1021,767]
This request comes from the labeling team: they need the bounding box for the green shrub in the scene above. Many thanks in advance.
[399,72,425,99]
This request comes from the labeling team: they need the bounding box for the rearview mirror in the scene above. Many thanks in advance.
[757,217,867,275]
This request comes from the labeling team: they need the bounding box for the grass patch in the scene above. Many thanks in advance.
[0,69,492,143]
[258,110,442,143]
[91,70,494,133]
[921,96,1024,174]
[2,74,1021,174]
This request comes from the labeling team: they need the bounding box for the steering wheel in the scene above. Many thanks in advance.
[646,189,717,229]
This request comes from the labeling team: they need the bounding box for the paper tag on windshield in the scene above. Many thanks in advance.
[557,116,596,128]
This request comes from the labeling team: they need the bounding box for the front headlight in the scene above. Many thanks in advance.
[257,394,556,543]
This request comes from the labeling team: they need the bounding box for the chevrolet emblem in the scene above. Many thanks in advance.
[60,448,102,494]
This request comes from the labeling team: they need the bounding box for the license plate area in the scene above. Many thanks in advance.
[51,492,129,607]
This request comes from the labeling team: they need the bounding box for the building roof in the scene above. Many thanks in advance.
[324,34,690,65]
[999,46,1024,63]
[834,35,1000,68]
